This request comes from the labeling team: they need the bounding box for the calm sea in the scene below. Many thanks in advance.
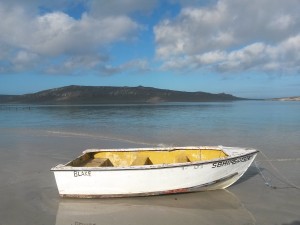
[0,100,299,157]
[0,100,300,225]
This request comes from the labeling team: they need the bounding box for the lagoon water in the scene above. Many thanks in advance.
[0,101,299,225]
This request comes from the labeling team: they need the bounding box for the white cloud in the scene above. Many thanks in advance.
[154,0,300,74]
[45,54,150,76]
[100,59,151,76]
[2,0,300,77]
[0,1,141,74]
[12,51,39,70]
[45,54,107,75]
[269,15,294,31]
[196,51,226,65]
[160,34,300,74]
[0,7,139,56]
[33,12,139,56]
[154,1,234,58]
[121,59,150,73]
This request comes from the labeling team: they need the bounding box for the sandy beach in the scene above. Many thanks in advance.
[0,128,299,225]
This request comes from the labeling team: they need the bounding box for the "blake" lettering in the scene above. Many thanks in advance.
[74,171,91,177]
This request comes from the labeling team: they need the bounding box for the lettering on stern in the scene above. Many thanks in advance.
[212,154,253,168]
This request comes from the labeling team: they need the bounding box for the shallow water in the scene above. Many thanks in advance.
[0,101,299,225]
[1,101,300,158]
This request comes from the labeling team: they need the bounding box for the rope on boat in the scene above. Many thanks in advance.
[254,161,275,189]
[254,151,300,190]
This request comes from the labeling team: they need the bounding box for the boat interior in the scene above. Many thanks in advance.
[67,149,228,167]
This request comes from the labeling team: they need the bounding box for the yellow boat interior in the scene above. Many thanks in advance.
[67,149,228,167]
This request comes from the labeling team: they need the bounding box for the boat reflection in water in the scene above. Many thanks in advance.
[55,190,255,225]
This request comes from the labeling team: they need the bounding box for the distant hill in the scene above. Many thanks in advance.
[0,95,18,103]
[0,85,244,104]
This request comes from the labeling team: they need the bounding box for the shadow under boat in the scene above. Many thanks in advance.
[233,165,261,186]
[55,190,255,225]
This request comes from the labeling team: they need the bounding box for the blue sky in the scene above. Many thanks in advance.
[0,0,300,98]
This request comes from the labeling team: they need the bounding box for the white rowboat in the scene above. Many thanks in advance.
[51,146,258,198]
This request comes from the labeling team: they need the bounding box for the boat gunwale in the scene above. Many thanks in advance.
[82,145,226,153]
[51,148,259,171]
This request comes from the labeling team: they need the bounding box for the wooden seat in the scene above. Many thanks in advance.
[176,155,191,163]
[131,157,153,166]
[84,158,114,167]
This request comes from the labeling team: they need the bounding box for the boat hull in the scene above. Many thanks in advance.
[52,149,257,198]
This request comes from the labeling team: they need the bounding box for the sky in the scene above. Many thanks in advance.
[0,0,300,98]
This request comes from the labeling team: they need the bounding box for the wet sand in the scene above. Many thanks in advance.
[0,128,299,225]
